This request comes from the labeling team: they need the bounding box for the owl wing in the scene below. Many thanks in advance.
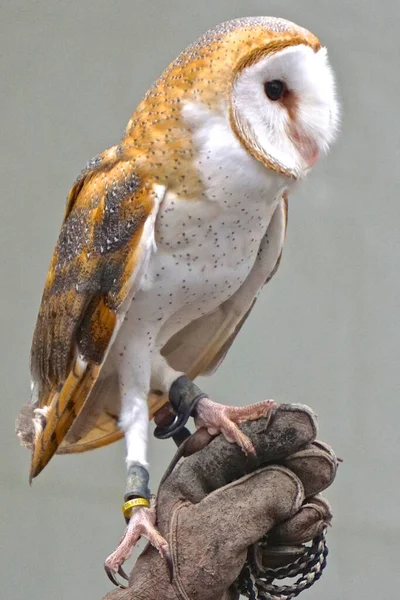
[18,193,287,457]
[162,193,288,378]
[16,145,165,479]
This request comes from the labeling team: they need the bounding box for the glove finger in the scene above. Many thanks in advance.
[269,494,332,544]
[177,465,305,550]
[169,465,305,600]
[281,440,338,497]
[253,495,332,570]
[159,404,318,513]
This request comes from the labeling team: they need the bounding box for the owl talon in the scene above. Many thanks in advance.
[162,547,174,583]
[195,397,276,455]
[104,566,127,589]
[104,503,171,587]
[118,565,130,581]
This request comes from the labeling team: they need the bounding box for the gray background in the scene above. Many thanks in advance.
[1,1,399,599]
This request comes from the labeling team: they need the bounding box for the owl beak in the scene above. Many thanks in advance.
[303,146,320,169]
[291,128,320,170]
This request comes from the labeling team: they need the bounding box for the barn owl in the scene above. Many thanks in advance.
[16,16,339,585]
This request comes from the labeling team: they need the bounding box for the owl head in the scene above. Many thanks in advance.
[229,25,339,179]
[129,17,339,182]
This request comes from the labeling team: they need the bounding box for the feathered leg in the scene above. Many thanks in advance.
[104,323,171,587]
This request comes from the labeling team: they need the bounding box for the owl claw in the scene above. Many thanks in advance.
[104,503,172,587]
[195,397,276,454]
[104,564,130,588]
[118,565,130,581]
[162,547,174,583]
[104,565,127,588]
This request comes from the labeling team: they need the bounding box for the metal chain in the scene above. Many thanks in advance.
[237,530,328,600]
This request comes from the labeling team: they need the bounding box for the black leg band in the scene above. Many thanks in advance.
[153,375,208,440]
[124,463,150,502]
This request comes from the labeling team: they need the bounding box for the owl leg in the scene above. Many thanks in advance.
[104,493,171,587]
[104,330,171,587]
[152,360,275,455]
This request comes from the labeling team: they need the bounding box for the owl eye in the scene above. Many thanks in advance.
[264,80,286,101]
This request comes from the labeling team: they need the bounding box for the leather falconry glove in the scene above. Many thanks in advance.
[102,404,338,600]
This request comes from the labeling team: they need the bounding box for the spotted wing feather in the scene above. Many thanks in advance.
[18,146,163,478]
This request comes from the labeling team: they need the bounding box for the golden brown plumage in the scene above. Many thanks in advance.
[28,148,161,477]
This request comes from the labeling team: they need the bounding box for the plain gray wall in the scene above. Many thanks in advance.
[2,1,399,599]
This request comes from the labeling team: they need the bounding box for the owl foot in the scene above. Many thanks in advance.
[195,397,276,455]
[104,498,172,588]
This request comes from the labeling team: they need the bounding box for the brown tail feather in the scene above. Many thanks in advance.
[29,359,100,481]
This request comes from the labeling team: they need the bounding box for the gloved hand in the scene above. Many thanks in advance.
[103,404,338,600]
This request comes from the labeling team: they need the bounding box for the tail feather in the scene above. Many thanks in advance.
[29,357,100,481]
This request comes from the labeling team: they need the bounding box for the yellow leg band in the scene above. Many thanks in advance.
[122,497,150,519]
